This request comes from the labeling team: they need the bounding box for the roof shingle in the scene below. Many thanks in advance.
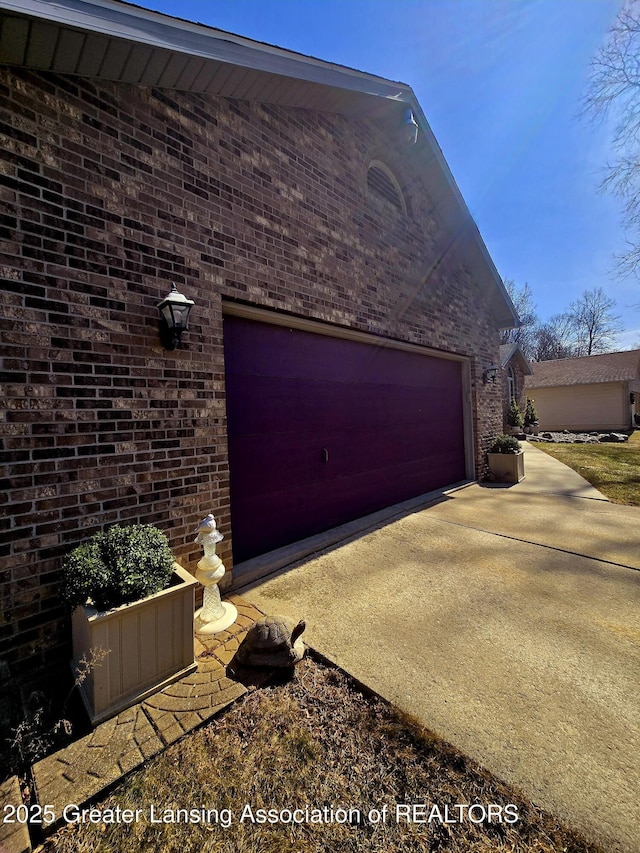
[526,350,640,389]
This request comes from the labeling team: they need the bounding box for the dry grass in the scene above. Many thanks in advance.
[44,656,603,853]
[538,430,640,505]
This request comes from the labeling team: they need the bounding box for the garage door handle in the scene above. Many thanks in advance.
[322,448,329,463]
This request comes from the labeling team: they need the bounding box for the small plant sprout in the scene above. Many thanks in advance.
[7,646,109,776]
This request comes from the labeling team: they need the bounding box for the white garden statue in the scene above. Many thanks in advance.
[193,513,237,635]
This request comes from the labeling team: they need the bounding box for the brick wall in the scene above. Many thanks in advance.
[0,68,504,671]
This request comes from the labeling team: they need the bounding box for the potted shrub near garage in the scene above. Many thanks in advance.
[524,397,539,435]
[61,524,198,725]
[506,398,524,435]
[487,434,525,483]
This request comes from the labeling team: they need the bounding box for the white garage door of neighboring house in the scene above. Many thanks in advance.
[224,311,470,564]
[532,382,627,431]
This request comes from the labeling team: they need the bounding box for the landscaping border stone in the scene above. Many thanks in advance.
[529,430,630,444]
[0,776,31,853]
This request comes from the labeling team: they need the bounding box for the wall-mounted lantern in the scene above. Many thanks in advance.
[157,283,194,350]
[483,365,499,384]
[401,109,419,146]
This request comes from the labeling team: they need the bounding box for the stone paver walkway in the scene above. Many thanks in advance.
[0,595,265,851]
[0,776,30,853]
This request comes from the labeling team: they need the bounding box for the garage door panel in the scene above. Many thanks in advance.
[228,375,457,436]
[227,427,430,497]
[226,377,434,435]
[224,315,467,563]
[225,319,460,389]
[227,432,325,495]
[230,484,329,560]
[531,383,627,431]
[328,457,464,514]
[229,415,463,498]
[320,423,460,478]
[226,375,329,433]
[230,449,465,564]
[328,382,457,430]
[225,323,378,383]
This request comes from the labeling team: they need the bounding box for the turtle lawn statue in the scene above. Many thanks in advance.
[235,615,306,668]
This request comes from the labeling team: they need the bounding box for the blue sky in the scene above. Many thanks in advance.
[142,0,639,348]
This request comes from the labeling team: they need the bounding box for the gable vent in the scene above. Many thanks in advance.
[367,161,406,215]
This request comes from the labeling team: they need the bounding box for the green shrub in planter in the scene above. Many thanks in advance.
[61,524,174,611]
[524,397,539,427]
[507,398,524,428]
[489,434,521,455]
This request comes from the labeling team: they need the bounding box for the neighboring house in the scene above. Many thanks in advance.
[525,350,640,432]
[499,343,532,428]
[0,0,518,671]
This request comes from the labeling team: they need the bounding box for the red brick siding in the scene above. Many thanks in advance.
[0,68,503,669]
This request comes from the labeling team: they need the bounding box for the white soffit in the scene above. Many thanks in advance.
[0,0,410,113]
[0,0,519,329]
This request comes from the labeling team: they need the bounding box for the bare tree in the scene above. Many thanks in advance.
[567,286,623,355]
[530,313,579,361]
[501,282,624,361]
[500,279,538,360]
[582,1,640,278]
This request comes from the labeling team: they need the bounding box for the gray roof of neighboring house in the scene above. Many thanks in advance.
[526,349,640,389]
[499,343,533,375]
[0,0,520,330]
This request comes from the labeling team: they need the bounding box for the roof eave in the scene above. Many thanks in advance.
[0,0,413,104]
[0,0,518,327]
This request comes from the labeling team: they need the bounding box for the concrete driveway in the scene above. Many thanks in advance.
[239,443,640,853]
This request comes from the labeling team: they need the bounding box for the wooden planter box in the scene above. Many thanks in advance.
[487,451,525,484]
[71,564,198,725]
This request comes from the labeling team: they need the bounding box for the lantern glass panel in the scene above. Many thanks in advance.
[172,303,191,329]
[160,302,174,326]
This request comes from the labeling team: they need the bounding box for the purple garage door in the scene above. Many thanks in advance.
[224,316,466,563]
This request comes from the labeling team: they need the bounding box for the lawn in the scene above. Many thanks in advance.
[43,656,604,853]
[537,431,640,505]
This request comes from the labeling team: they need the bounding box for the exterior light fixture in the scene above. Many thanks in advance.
[401,109,419,146]
[157,283,194,350]
[483,365,499,384]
